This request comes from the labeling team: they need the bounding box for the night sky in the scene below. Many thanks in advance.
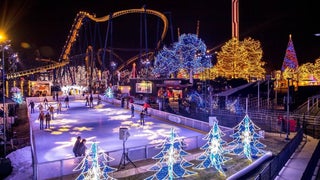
[1,0,319,73]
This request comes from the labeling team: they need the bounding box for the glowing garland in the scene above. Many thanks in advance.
[228,114,266,161]
[194,120,231,176]
[145,128,197,180]
[73,142,117,180]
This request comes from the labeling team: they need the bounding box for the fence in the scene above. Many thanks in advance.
[254,129,304,180]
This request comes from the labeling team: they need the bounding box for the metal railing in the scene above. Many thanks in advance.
[255,129,304,180]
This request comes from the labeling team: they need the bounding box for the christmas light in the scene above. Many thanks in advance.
[194,120,231,176]
[73,141,117,180]
[228,114,266,161]
[145,128,197,180]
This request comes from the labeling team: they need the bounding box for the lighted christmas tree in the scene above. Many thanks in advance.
[104,87,114,98]
[152,33,212,82]
[73,142,117,180]
[11,87,23,104]
[227,114,266,161]
[281,34,299,72]
[194,120,231,176]
[145,128,197,180]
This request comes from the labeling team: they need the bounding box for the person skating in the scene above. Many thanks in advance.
[48,105,55,120]
[45,111,51,129]
[140,110,145,126]
[38,111,45,130]
[43,97,49,109]
[131,104,135,117]
[29,100,35,113]
[64,96,70,108]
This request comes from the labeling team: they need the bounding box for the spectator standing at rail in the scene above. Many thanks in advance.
[73,136,81,157]
[29,100,35,113]
[78,139,87,156]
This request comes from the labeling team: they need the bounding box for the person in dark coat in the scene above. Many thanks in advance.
[45,111,51,129]
[77,139,87,156]
[64,96,70,108]
[38,111,45,130]
[131,104,135,117]
[89,94,94,108]
[140,110,145,126]
[72,136,81,157]
[85,95,89,106]
[29,100,35,113]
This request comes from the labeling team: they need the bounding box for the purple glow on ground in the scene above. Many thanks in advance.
[30,100,203,163]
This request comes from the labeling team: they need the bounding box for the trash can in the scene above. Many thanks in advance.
[289,119,296,132]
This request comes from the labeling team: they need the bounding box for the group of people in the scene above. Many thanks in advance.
[37,110,52,130]
[84,94,102,107]
[72,136,87,157]
[29,97,64,130]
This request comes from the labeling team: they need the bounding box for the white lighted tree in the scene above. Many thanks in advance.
[194,120,231,176]
[145,128,197,180]
[227,114,266,161]
[73,142,117,180]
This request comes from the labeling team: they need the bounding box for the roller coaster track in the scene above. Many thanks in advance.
[6,7,168,80]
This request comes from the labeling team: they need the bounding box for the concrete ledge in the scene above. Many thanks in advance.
[227,151,273,180]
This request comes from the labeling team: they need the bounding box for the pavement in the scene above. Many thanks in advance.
[275,135,319,180]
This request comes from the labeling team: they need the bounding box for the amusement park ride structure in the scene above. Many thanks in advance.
[6,7,170,90]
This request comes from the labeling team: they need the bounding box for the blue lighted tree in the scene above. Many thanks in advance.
[194,120,231,176]
[11,87,23,104]
[174,33,212,83]
[152,33,212,82]
[73,142,117,180]
[227,114,266,161]
[145,128,197,180]
[153,46,179,78]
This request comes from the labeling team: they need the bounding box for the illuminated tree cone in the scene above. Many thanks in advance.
[104,87,114,98]
[73,142,117,180]
[145,128,197,180]
[194,121,231,176]
[228,114,266,161]
[281,34,299,71]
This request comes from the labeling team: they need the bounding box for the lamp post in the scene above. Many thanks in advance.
[0,33,8,156]
[285,78,291,141]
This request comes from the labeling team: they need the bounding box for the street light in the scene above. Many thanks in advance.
[285,77,292,141]
[0,32,9,156]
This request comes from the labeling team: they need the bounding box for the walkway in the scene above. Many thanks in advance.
[275,135,319,180]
